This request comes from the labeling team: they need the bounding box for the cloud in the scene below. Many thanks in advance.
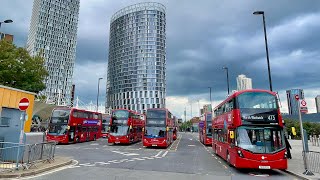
[1,0,320,118]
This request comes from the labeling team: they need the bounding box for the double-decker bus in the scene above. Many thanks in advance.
[173,116,178,140]
[199,112,212,145]
[108,109,144,144]
[101,114,111,138]
[143,108,174,147]
[212,89,287,170]
[47,107,102,144]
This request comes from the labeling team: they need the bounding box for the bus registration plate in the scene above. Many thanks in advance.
[152,144,157,146]
[115,141,120,144]
[259,166,270,169]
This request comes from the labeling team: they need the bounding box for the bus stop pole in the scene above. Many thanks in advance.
[16,111,26,170]
[298,101,313,175]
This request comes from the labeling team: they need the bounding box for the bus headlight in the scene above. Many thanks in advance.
[237,150,244,158]
[284,151,287,159]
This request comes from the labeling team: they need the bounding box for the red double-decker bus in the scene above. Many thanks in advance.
[173,116,178,140]
[199,112,212,145]
[47,107,102,144]
[212,89,287,170]
[108,109,144,144]
[101,114,111,138]
[143,108,174,148]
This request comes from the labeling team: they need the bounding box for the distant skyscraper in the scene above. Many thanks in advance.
[315,95,320,113]
[106,2,166,113]
[236,74,252,91]
[286,89,308,115]
[26,0,80,105]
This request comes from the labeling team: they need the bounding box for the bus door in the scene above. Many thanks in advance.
[69,126,75,143]
[76,125,82,142]
[86,127,91,141]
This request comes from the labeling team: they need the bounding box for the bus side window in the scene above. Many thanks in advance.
[73,110,78,118]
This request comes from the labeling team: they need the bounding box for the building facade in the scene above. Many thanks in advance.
[315,95,320,113]
[106,2,166,113]
[26,0,80,105]
[236,74,252,91]
[0,33,14,42]
[286,89,308,115]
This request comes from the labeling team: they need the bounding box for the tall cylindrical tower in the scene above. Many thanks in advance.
[106,2,166,113]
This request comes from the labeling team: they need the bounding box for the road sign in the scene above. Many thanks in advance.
[295,94,299,101]
[18,97,30,111]
[300,99,308,113]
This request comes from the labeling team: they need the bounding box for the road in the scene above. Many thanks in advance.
[25,133,297,180]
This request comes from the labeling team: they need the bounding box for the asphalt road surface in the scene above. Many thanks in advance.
[24,132,298,180]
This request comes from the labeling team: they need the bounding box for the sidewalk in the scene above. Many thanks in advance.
[285,140,320,180]
[0,156,73,179]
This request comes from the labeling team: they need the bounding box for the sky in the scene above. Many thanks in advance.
[1,0,320,120]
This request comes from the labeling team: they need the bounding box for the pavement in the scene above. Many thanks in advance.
[21,132,297,180]
[0,156,73,179]
[285,139,320,180]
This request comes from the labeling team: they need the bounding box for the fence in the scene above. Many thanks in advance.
[310,135,320,147]
[304,151,320,174]
[0,142,56,172]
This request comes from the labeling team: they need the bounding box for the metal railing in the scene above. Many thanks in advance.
[303,151,320,174]
[0,142,56,172]
[310,135,320,147]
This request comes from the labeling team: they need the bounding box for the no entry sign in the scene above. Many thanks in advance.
[18,97,30,111]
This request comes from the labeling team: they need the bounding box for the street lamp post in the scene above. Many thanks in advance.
[0,19,13,29]
[96,78,103,112]
[222,67,230,95]
[208,87,212,112]
[253,11,273,92]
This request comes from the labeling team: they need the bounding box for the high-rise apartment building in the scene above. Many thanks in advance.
[315,95,320,113]
[236,74,252,91]
[26,0,80,105]
[286,89,308,115]
[106,2,166,113]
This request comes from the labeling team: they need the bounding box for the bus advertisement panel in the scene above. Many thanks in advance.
[108,109,144,144]
[143,108,173,148]
[212,89,287,170]
[199,112,212,145]
[47,107,102,144]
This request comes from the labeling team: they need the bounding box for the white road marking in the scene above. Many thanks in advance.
[127,160,135,162]
[188,145,195,147]
[162,151,169,157]
[189,138,193,140]
[155,151,163,157]
[119,159,129,162]
[21,160,79,179]
[111,150,139,156]
[95,162,110,165]
[132,158,145,161]
[143,157,154,160]
[90,143,99,145]
[79,163,95,167]
[108,160,119,163]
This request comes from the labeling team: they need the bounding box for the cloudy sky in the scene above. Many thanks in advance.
[1,0,320,119]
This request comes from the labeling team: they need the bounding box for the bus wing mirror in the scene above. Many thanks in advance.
[230,131,234,139]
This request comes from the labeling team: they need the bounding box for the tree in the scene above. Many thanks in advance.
[0,40,48,93]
